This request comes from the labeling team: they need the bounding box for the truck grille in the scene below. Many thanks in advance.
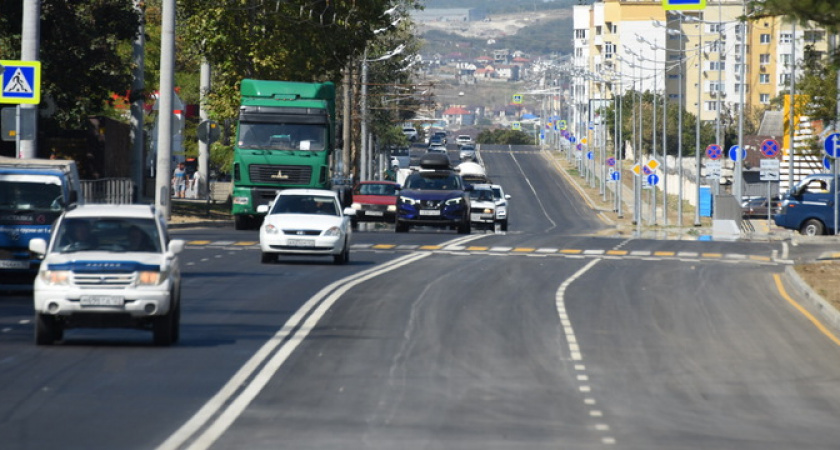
[74,273,134,287]
[249,165,312,185]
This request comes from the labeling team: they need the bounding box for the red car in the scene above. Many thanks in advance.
[350,181,399,227]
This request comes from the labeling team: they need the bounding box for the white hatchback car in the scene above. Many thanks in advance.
[29,204,185,346]
[258,189,354,264]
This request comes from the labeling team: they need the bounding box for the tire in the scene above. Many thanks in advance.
[333,241,350,265]
[261,252,275,264]
[800,219,825,236]
[395,220,409,233]
[500,219,508,232]
[234,215,249,230]
[153,302,178,346]
[457,220,471,234]
[35,313,60,345]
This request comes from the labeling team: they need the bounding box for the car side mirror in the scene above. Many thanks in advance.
[505,194,511,200]
[167,239,185,256]
[29,238,47,255]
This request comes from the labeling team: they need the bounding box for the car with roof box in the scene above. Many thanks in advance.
[395,153,471,233]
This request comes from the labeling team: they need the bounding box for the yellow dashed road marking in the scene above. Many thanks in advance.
[466,246,489,251]
[188,240,211,245]
[701,253,723,258]
[234,241,257,246]
[513,247,536,253]
[560,249,583,254]
[654,251,674,256]
[419,245,442,250]
[372,244,396,250]
[606,250,628,256]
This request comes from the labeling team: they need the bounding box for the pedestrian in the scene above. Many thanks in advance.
[172,162,187,199]
[189,170,201,199]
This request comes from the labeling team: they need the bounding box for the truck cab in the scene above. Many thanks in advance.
[774,173,836,235]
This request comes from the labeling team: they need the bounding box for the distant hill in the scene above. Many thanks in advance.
[423,0,575,14]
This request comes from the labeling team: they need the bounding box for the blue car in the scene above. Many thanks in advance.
[396,154,471,234]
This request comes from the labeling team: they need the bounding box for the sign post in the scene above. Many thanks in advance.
[0,61,41,159]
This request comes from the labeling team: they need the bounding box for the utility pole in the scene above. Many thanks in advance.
[130,0,145,200]
[198,57,211,199]
[155,0,175,218]
[19,0,40,159]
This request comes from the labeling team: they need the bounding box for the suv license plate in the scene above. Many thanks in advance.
[287,239,315,247]
[419,210,441,216]
[80,295,124,306]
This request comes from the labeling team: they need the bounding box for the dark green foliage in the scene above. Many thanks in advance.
[477,128,534,144]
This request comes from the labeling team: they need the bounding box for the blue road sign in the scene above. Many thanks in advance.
[643,165,653,176]
[570,136,577,144]
[647,174,660,186]
[761,139,780,158]
[824,156,832,170]
[662,0,706,10]
[0,60,41,104]
[611,171,621,181]
[824,133,840,158]
[586,151,594,160]
[606,156,616,166]
[706,144,722,160]
[729,145,746,161]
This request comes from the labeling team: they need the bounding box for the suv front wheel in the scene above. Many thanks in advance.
[153,298,180,346]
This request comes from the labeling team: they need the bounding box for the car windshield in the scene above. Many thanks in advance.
[492,187,502,200]
[355,184,397,196]
[54,218,161,254]
[0,179,64,212]
[470,188,494,202]
[237,122,326,151]
[404,173,463,190]
[271,195,338,215]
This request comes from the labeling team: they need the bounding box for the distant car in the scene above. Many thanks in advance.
[428,136,445,147]
[741,196,781,218]
[428,144,447,154]
[432,130,448,145]
[257,189,354,265]
[28,204,185,346]
[402,127,418,142]
[459,144,476,161]
[491,184,511,231]
[468,184,497,229]
[350,181,399,227]
[456,135,473,146]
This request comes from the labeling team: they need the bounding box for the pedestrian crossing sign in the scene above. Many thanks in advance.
[0,61,41,105]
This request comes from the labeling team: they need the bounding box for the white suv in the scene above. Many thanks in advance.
[29,204,185,346]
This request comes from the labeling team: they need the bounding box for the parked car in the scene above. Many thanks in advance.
[28,204,185,346]
[491,184,511,231]
[350,181,399,227]
[742,196,781,218]
[257,189,355,264]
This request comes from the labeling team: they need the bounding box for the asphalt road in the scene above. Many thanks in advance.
[2,145,840,449]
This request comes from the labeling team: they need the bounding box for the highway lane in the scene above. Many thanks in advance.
[1,145,839,449]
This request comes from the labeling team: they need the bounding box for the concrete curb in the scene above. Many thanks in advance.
[783,265,840,333]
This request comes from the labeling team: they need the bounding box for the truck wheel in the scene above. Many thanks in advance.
[395,220,409,233]
[261,252,275,264]
[153,303,178,346]
[35,313,60,345]
[234,215,248,230]
[800,219,825,236]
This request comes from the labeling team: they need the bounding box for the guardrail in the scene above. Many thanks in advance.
[81,178,135,204]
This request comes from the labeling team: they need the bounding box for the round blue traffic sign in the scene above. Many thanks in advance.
[706,144,722,160]
[642,165,653,176]
[611,171,621,181]
[586,151,594,160]
[729,145,746,161]
[824,133,840,158]
[761,139,780,157]
[824,156,832,170]
[606,156,616,167]
[647,174,660,186]
[570,136,577,144]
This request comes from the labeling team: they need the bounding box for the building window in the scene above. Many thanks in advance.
[760,93,770,104]
[735,63,749,74]
[760,33,771,44]
[780,73,791,85]
[596,25,602,35]
[735,44,749,55]
[780,33,792,44]
[709,82,724,92]
[575,29,587,39]
[605,43,615,59]
[780,53,791,66]
[708,23,723,33]
[804,30,824,43]
[759,54,771,64]
[709,61,725,71]
[735,83,750,93]
[759,73,770,84]
[705,101,718,111]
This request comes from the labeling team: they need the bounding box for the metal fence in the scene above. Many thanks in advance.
[81,178,135,204]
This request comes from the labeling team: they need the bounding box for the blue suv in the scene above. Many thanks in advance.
[396,154,471,234]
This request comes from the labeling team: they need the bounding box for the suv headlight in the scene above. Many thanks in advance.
[400,196,418,205]
[137,270,163,286]
[40,270,70,285]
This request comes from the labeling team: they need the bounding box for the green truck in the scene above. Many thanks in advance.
[231,79,338,229]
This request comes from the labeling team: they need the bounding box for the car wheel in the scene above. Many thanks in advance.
[170,294,181,344]
[153,303,178,346]
[261,252,275,264]
[35,313,60,345]
[500,219,508,231]
[800,219,825,236]
[395,220,409,233]
[333,241,349,265]
[457,220,471,234]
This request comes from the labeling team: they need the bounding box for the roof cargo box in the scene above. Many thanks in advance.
[419,152,451,169]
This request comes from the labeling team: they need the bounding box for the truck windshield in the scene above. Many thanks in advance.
[238,123,326,151]
[0,180,63,212]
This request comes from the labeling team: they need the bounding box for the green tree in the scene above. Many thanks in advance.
[0,2,141,129]
[477,128,532,145]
